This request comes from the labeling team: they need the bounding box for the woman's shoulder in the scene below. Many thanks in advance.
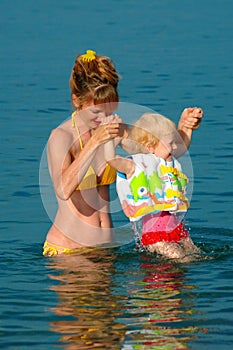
[49,120,73,141]
[48,122,74,151]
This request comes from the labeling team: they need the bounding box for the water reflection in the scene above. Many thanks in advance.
[46,250,207,349]
[122,256,207,349]
[46,249,126,349]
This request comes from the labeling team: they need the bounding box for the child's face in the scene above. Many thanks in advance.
[152,134,177,161]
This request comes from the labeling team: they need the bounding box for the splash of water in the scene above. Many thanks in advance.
[131,219,145,252]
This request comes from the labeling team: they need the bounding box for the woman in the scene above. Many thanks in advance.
[43,49,203,256]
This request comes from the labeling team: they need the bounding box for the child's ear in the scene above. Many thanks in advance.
[144,142,154,153]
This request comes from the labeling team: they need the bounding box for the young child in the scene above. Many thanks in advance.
[104,112,201,260]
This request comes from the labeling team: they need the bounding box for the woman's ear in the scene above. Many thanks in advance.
[72,94,80,108]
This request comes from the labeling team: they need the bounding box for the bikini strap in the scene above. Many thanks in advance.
[72,111,83,150]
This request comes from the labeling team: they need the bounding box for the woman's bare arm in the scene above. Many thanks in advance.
[48,123,121,200]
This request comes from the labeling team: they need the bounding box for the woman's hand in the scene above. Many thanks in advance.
[100,114,128,142]
[91,121,121,145]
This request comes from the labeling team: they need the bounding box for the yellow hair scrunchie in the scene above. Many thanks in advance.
[80,50,96,62]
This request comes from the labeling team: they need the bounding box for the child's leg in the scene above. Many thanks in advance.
[146,241,186,259]
[180,237,201,255]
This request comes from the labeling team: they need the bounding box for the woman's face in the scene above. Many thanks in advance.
[79,102,116,129]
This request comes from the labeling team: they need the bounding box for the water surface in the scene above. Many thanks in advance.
[0,0,232,349]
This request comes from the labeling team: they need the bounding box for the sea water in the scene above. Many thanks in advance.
[0,0,233,349]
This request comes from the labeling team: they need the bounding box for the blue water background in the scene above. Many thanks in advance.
[0,0,232,349]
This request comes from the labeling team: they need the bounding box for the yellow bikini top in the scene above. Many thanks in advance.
[72,112,116,190]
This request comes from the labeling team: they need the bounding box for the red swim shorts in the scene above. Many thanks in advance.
[141,223,189,246]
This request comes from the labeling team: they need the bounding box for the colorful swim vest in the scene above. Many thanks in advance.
[116,153,189,221]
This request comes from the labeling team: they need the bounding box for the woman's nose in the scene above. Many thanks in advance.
[96,112,106,121]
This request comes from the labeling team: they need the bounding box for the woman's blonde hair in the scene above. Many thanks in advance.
[129,113,177,153]
[69,51,120,108]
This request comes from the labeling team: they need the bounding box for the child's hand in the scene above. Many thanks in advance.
[101,113,122,125]
[179,107,203,130]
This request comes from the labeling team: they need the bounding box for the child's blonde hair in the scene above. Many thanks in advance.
[69,51,119,108]
[129,113,177,153]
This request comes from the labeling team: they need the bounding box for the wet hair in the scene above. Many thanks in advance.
[129,113,177,153]
[69,52,120,108]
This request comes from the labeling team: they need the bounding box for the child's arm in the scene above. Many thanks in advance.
[104,140,135,178]
[175,107,203,157]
